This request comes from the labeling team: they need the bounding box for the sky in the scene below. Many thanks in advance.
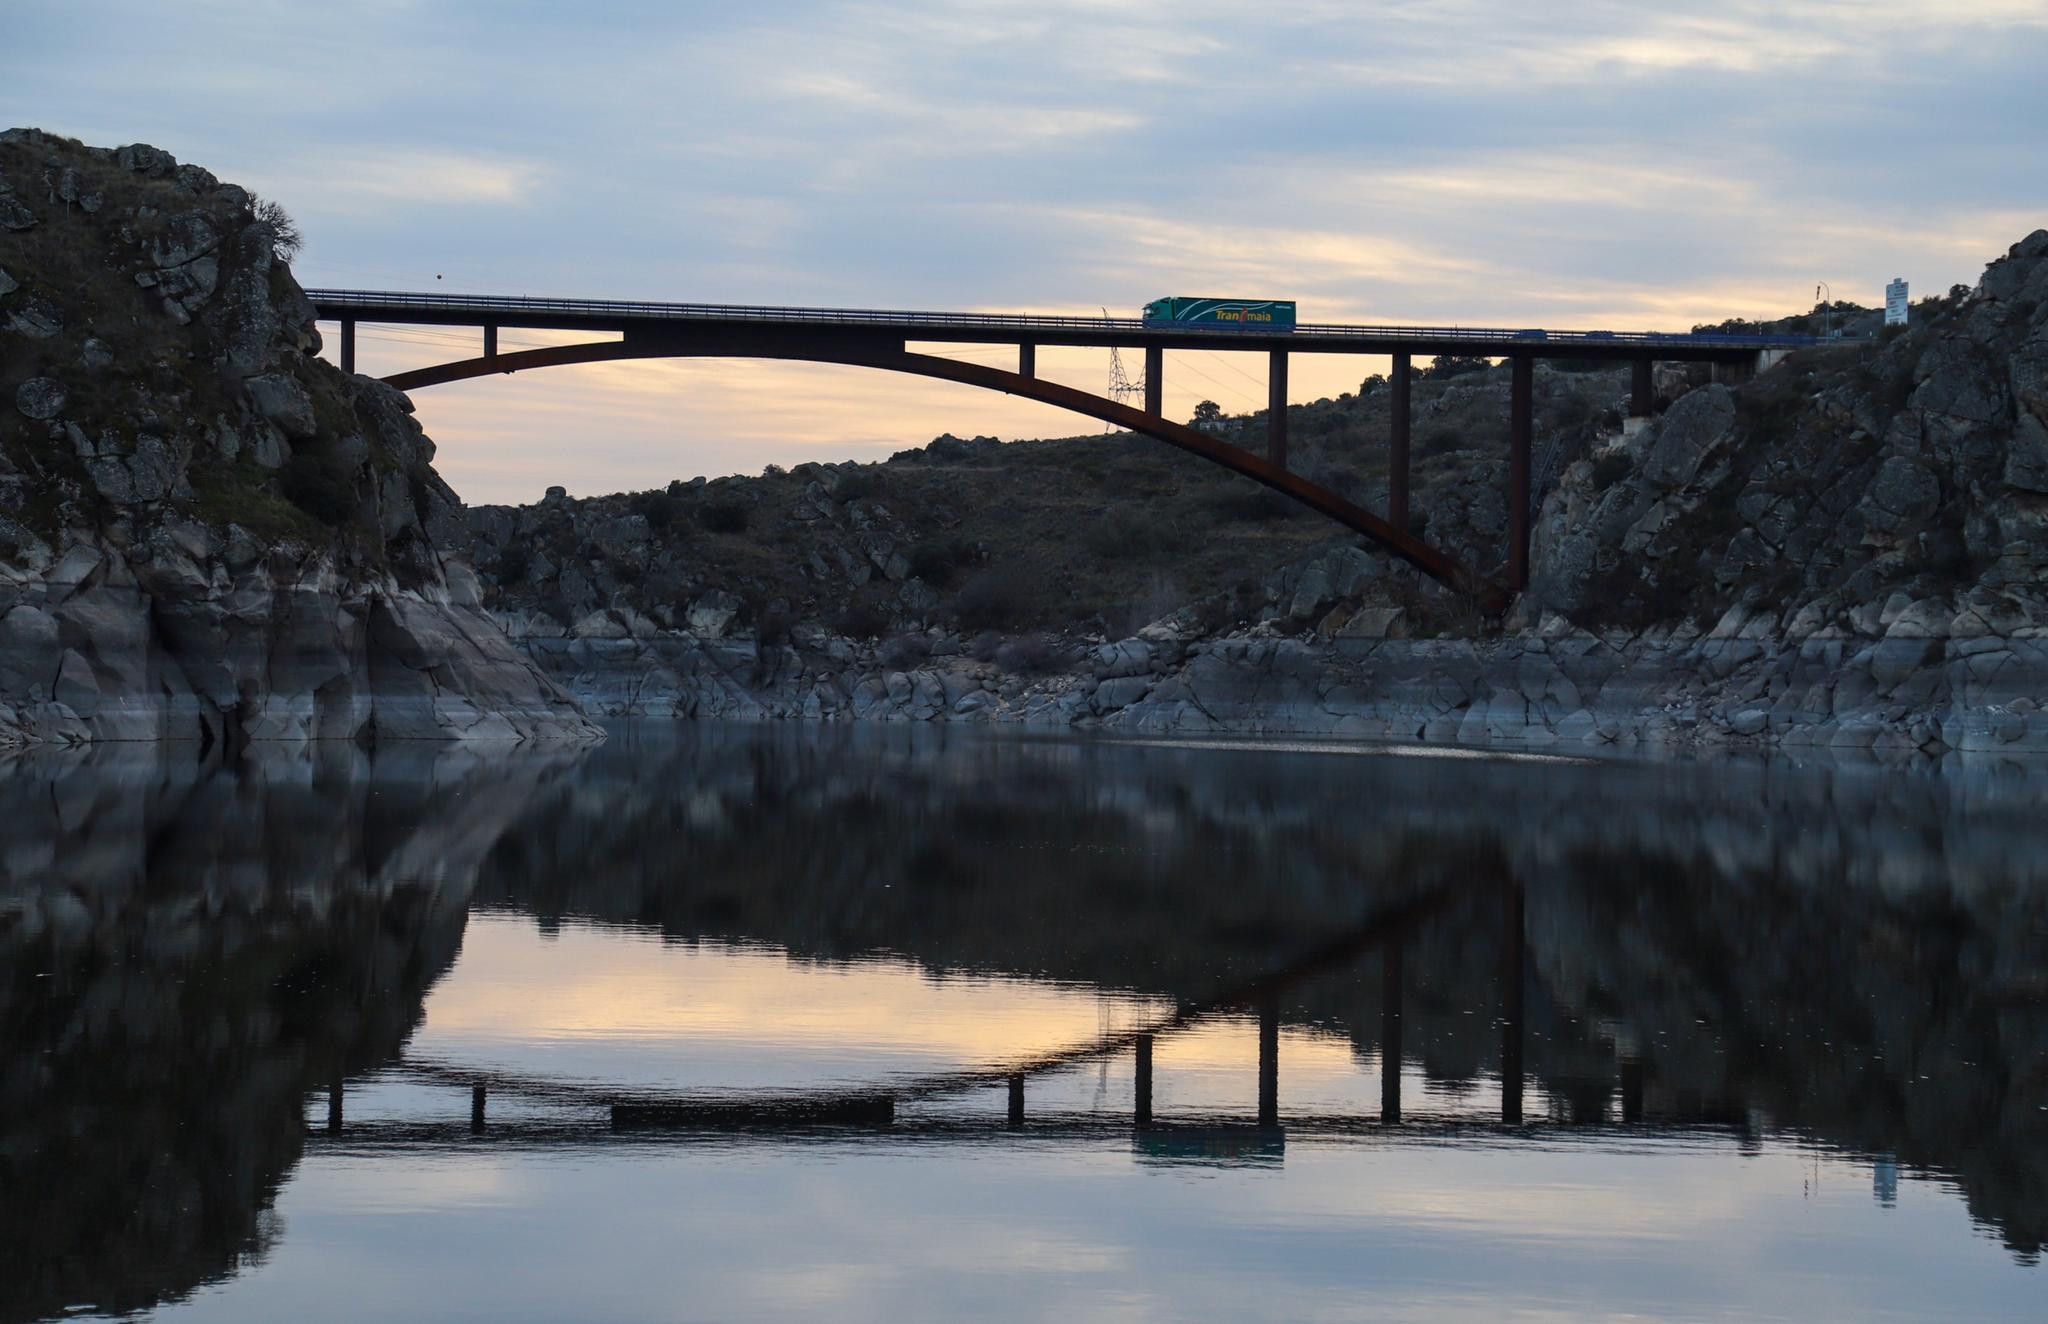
[6,1,2046,504]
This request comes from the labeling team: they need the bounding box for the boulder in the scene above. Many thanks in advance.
[1640,385,1736,490]
[245,372,317,439]
[16,377,67,420]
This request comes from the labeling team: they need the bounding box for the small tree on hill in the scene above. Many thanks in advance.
[251,195,303,263]
[1190,400,1225,429]
[1426,354,1491,380]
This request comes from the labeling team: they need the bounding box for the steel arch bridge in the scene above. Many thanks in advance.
[309,290,1813,612]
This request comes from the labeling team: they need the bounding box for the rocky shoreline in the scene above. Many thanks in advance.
[493,591,2048,756]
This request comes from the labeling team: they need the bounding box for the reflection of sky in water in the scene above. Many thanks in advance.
[184,917,2042,1323]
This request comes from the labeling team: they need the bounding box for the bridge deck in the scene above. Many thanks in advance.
[307,289,1810,362]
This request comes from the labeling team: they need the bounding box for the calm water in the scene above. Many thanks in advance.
[3,724,2044,1322]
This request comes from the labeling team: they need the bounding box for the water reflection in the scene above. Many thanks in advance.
[1,725,2044,1322]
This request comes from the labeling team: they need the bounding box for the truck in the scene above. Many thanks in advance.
[1141,297,1297,331]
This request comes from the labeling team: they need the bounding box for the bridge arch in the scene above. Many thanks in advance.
[380,339,1509,611]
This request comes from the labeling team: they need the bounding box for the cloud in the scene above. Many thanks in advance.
[8,0,2047,500]
[253,148,543,214]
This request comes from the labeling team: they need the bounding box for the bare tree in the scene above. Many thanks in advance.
[250,195,303,263]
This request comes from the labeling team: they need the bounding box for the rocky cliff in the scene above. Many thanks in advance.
[0,129,598,745]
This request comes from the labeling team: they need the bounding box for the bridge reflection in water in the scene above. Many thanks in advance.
[306,876,1669,1170]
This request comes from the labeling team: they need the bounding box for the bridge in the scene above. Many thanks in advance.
[309,289,1817,609]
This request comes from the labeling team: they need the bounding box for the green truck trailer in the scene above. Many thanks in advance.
[1141,297,1298,330]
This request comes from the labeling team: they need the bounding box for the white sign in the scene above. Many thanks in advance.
[1885,278,1909,326]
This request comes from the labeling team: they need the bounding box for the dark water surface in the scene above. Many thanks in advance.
[4,724,2045,1321]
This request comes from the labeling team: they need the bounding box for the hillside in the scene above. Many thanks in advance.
[0,128,596,744]
[468,356,1642,641]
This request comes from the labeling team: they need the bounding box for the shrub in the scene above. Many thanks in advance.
[994,632,1062,674]
[832,468,879,503]
[878,632,932,670]
[495,544,531,583]
[1418,425,1464,457]
[1206,485,1300,523]
[908,537,970,586]
[278,448,355,526]
[954,566,1031,629]
[834,599,889,640]
[1083,512,1171,559]
[699,499,749,533]
[1590,451,1633,488]
[628,489,682,535]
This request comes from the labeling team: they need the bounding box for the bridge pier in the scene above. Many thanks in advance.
[1007,1073,1025,1130]
[483,322,498,360]
[327,1078,343,1133]
[1135,1033,1154,1126]
[1389,352,1412,530]
[1630,357,1653,418]
[1258,994,1280,1129]
[1144,344,1162,417]
[471,1084,487,1134]
[339,318,356,375]
[1381,943,1403,1124]
[1509,355,1533,591]
[1501,882,1525,1125]
[1019,341,1036,380]
[1268,350,1289,469]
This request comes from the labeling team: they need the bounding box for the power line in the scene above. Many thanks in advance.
[1171,355,1263,413]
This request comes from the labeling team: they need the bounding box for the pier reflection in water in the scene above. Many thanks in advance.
[2,723,2044,1322]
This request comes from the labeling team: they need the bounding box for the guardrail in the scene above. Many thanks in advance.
[304,289,1822,351]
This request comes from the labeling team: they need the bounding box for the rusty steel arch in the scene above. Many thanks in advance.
[382,339,1509,611]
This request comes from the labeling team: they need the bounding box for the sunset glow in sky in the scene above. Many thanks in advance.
[8,1,2046,503]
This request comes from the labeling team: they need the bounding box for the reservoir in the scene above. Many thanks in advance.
[4,724,2043,1321]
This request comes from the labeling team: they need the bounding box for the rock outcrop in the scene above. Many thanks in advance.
[0,128,598,745]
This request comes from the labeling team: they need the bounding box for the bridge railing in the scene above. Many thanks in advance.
[304,289,1821,351]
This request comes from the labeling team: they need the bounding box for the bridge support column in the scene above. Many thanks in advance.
[1268,350,1289,470]
[471,1084,487,1134]
[1135,1033,1154,1126]
[1258,994,1279,1129]
[327,1078,343,1133]
[1007,1073,1025,1130]
[1390,352,1412,530]
[1144,345,1162,417]
[1630,357,1653,418]
[339,319,356,375]
[1381,943,1403,1124]
[1509,355,1533,591]
[1019,341,1035,380]
[1501,882,1525,1125]
[1621,1057,1644,1124]
[483,323,498,360]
